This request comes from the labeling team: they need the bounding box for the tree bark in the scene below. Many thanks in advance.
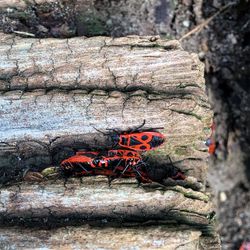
[0,178,220,249]
[0,178,213,226]
[0,0,176,38]
[0,34,211,184]
[0,226,203,250]
[0,33,217,249]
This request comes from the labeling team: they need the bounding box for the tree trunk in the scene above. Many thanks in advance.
[0,32,217,248]
[0,178,212,226]
[0,34,211,184]
[0,178,219,249]
[178,1,250,248]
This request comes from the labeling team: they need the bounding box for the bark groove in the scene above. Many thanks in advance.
[0,33,217,249]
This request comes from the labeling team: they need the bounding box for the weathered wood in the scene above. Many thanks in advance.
[0,34,204,93]
[0,226,202,250]
[0,34,211,183]
[0,178,219,249]
[0,33,216,248]
[0,0,27,9]
[0,4,219,250]
[0,178,213,226]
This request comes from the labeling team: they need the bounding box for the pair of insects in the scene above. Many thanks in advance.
[60,121,186,185]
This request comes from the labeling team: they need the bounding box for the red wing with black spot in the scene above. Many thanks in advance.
[59,149,150,183]
[118,131,165,151]
[60,154,96,177]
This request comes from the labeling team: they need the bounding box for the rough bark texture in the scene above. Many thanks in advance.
[0,2,222,249]
[0,35,203,92]
[178,1,250,249]
[0,226,202,250]
[0,178,219,249]
[0,33,217,249]
[0,34,211,185]
[0,178,213,226]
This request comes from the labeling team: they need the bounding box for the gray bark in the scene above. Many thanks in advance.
[0,226,202,250]
[0,34,211,184]
[0,178,213,226]
[0,178,220,249]
[0,33,218,249]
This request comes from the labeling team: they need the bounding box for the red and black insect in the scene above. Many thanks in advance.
[101,120,165,151]
[60,149,150,184]
[60,120,186,185]
[239,242,250,250]
[60,150,98,177]
[60,149,185,185]
[205,122,216,154]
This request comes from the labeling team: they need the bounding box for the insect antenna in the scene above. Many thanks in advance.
[129,119,146,133]
[131,119,165,132]
[134,119,146,130]
[142,127,164,132]
[105,128,120,133]
[93,126,109,136]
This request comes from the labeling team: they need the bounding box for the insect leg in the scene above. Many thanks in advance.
[136,177,142,187]
[69,162,75,169]
[121,162,131,175]
[107,176,115,187]
[77,163,90,174]
[134,168,142,177]
[112,159,123,173]
[63,177,68,189]
[111,140,119,149]
[79,177,84,184]
[167,155,174,166]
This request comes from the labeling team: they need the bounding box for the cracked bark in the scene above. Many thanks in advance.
[0,225,202,250]
[0,178,216,249]
[0,33,211,183]
[0,33,217,249]
[0,179,213,226]
[0,33,210,200]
